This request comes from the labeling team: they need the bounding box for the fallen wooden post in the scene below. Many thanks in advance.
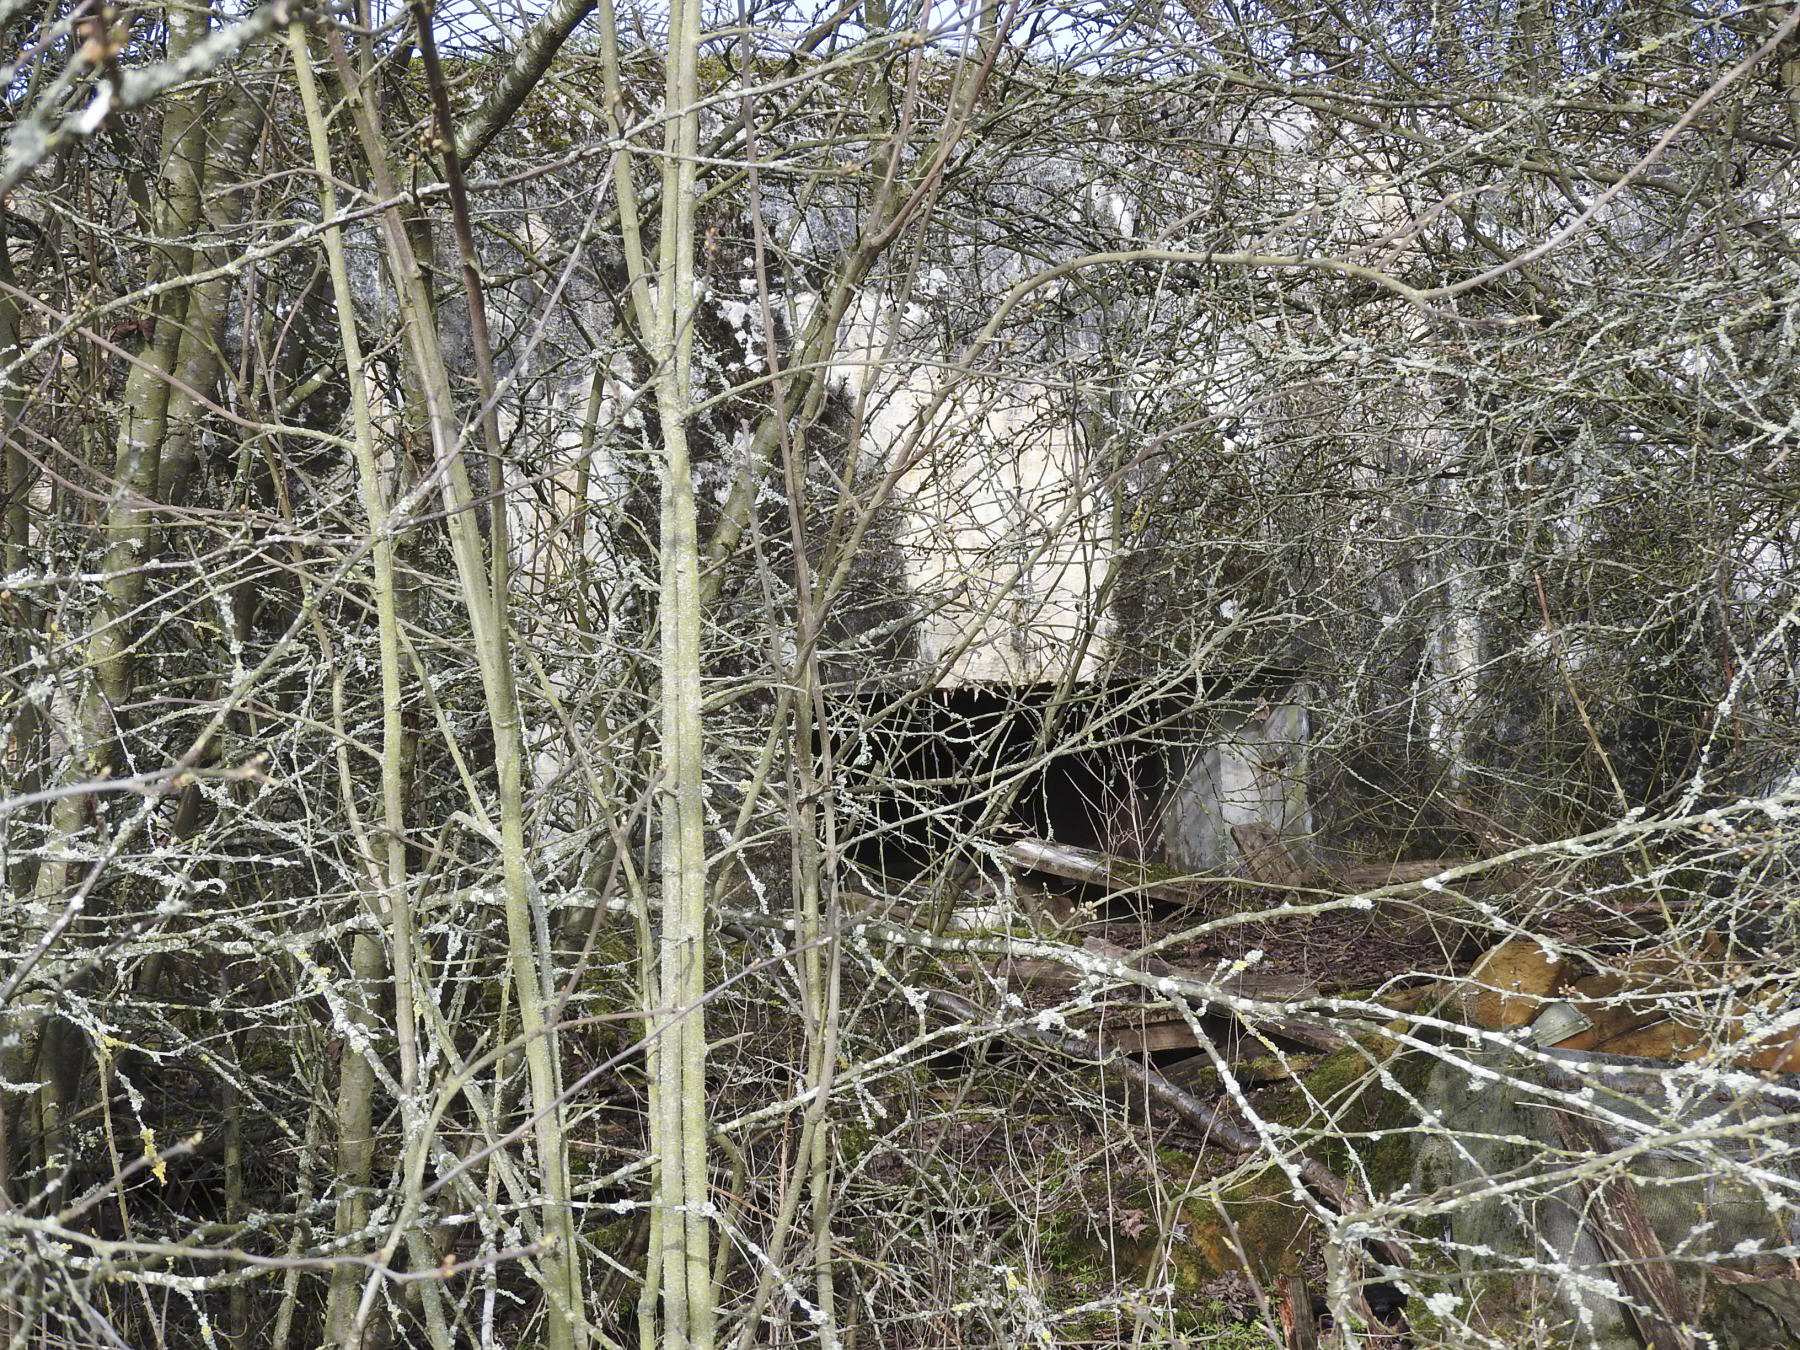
[1280,1275,1319,1350]
[1552,1107,1694,1350]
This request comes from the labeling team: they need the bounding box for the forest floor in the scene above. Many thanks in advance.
[918,846,1471,1347]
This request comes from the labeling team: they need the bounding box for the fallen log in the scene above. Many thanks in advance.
[1003,836,1233,905]
[1004,834,1484,905]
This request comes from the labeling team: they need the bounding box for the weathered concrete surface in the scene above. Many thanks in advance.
[835,292,1118,687]
[1161,691,1315,875]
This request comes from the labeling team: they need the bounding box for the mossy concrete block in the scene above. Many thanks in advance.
[1178,1166,1318,1286]
[1258,1039,1434,1196]
[1048,1162,1317,1290]
[1071,1045,1435,1291]
[1404,1049,1800,1348]
[1703,1276,1800,1348]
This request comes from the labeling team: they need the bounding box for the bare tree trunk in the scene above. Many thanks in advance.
[645,0,712,1342]
[4,4,261,1195]
[287,28,443,1345]
[314,25,587,1349]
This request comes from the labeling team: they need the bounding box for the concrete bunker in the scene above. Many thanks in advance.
[826,676,1318,888]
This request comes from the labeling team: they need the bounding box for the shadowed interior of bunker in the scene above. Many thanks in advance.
[825,678,1227,884]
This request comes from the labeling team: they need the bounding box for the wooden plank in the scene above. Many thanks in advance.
[998,953,1317,1005]
[1079,936,1320,1002]
[958,935,1350,1053]
[950,951,1314,1004]
[1099,1006,1348,1056]
[1328,858,1476,889]
[1104,1015,1225,1054]
[1070,937,1348,1051]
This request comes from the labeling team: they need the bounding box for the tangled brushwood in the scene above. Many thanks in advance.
[2,0,1799,1346]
